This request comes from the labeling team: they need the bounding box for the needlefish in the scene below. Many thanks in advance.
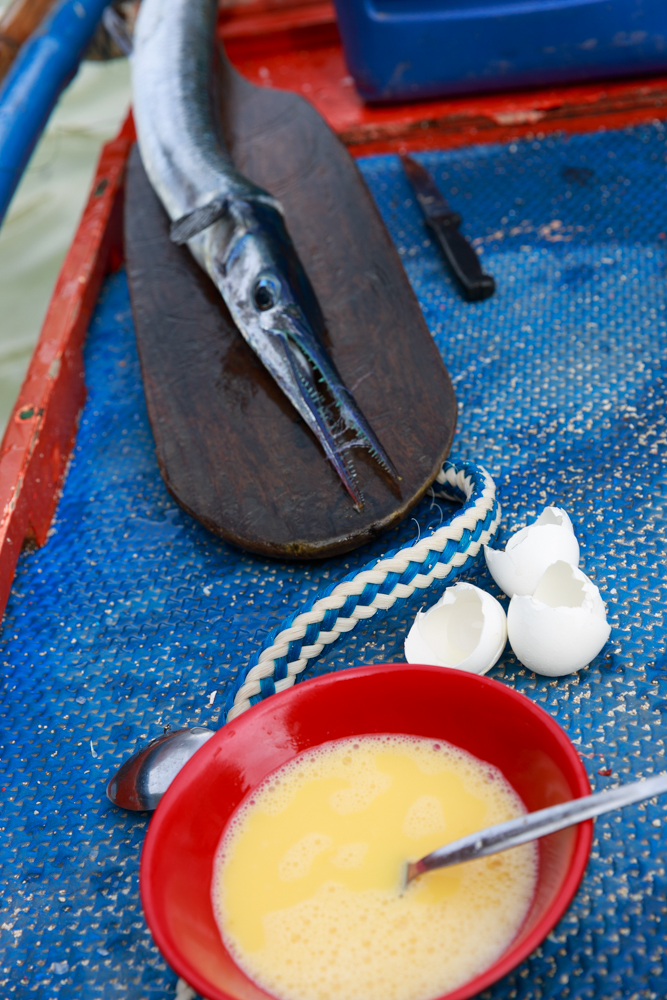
[131,0,398,509]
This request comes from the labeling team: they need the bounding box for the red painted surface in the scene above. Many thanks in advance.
[220,0,339,59]
[141,664,592,1000]
[0,116,133,617]
[0,0,666,618]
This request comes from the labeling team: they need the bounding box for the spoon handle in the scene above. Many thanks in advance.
[407,771,667,882]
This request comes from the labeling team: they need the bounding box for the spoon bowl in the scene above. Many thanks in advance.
[107,726,214,811]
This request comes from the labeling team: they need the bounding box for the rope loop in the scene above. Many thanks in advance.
[225,459,500,721]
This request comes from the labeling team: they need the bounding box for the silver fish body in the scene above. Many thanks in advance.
[132,0,396,507]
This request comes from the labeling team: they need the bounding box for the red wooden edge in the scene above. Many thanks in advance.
[0,0,666,621]
[0,114,134,616]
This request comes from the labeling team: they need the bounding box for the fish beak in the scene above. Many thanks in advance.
[271,310,398,509]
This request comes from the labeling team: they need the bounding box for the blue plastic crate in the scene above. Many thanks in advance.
[333,0,667,102]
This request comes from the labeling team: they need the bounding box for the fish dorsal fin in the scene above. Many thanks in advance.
[170,197,231,245]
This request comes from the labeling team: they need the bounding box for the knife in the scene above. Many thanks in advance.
[400,154,495,302]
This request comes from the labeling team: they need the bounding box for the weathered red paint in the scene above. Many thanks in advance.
[0,0,665,620]
[0,115,133,616]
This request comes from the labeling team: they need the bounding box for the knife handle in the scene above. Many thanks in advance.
[426,215,495,302]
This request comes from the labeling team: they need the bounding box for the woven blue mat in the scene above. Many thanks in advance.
[2,122,667,999]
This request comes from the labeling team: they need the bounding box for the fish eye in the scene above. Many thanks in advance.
[253,276,279,311]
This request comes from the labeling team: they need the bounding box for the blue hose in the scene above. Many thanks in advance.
[0,0,110,227]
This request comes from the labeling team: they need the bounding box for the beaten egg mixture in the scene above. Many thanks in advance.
[213,734,537,1000]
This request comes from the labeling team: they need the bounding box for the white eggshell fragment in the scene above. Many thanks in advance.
[404,583,507,675]
[507,560,610,677]
[484,506,580,597]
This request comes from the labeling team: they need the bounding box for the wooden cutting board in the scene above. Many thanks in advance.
[124,51,457,560]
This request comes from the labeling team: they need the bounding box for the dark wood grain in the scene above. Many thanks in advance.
[124,52,457,559]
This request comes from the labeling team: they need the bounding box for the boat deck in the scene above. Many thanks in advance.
[1,121,667,997]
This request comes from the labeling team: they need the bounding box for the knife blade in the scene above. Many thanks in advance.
[400,154,495,302]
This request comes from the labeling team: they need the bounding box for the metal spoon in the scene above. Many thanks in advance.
[406,771,667,885]
[106,726,214,811]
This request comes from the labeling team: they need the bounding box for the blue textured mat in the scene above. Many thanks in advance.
[2,122,667,999]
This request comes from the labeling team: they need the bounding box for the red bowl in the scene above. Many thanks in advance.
[141,664,592,1000]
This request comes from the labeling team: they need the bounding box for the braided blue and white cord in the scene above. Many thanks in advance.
[224,459,500,722]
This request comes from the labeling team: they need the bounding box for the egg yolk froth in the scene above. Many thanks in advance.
[213,734,537,1000]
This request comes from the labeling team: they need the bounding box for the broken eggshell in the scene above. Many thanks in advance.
[484,506,580,598]
[507,560,610,677]
[404,582,507,674]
